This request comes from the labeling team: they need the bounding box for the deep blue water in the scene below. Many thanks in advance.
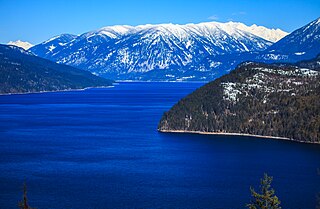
[0,82,319,209]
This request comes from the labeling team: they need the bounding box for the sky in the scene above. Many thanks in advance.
[0,0,319,44]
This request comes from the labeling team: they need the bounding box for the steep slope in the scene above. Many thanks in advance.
[158,55,320,143]
[30,21,287,81]
[266,17,320,60]
[0,44,113,94]
[30,34,78,59]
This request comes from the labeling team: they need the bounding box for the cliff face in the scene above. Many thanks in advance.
[158,56,320,143]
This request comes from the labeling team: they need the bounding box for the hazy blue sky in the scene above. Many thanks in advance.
[1,0,319,44]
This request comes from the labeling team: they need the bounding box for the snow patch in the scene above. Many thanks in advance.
[210,61,222,68]
[294,52,306,55]
[48,44,56,52]
[221,82,242,102]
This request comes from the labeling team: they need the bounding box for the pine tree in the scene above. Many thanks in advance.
[18,183,35,209]
[247,173,281,209]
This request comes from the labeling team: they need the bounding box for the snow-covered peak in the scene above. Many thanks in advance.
[92,21,287,43]
[205,21,288,42]
[7,40,34,50]
[187,21,287,42]
[144,23,190,39]
[241,24,288,42]
[43,35,62,44]
[98,25,134,35]
[83,25,135,39]
[311,17,320,25]
[209,21,247,35]
[42,34,77,45]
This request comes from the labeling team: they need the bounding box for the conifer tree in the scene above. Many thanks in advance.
[18,183,35,209]
[247,173,281,209]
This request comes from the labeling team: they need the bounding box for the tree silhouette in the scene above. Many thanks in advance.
[18,183,35,209]
[247,173,281,209]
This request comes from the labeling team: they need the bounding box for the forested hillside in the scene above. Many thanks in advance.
[158,55,320,143]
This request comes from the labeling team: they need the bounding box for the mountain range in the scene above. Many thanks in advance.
[29,21,289,81]
[20,17,320,81]
[0,44,113,94]
[158,55,320,143]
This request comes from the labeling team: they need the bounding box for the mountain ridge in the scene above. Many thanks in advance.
[29,21,288,81]
[92,21,288,42]
[266,17,320,59]
[29,18,319,82]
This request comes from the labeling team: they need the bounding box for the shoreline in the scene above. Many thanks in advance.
[159,129,320,145]
[0,81,204,96]
[0,85,115,96]
[115,80,208,83]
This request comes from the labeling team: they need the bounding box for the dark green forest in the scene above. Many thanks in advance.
[159,56,320,143]
[0,44,113,94]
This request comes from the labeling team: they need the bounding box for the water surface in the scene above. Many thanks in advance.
[0,82,319,209]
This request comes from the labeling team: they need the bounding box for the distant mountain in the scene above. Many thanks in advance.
[191,17,320,79]
[30,21,287,81]
[30,34,78,59]
[7,40,34,50]
[158,55,320,143]
[266,17,320,60]
[0,44,113,94]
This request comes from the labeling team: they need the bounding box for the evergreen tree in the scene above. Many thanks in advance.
[247,173,281,209]
[18,183,35,209]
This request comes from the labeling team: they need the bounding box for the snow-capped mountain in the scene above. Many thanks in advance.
[233,23,288,42]
[192,17,320,80]
[266,17,320,60]
[7,40,33,50]
[30,34,78,58]
[30,21,287,81]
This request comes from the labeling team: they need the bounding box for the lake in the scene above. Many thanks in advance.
[0,82,319,209]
